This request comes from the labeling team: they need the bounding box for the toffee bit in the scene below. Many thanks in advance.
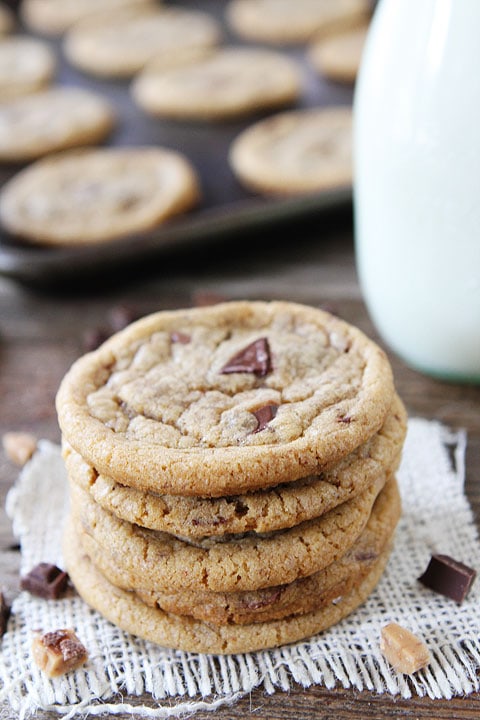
[380,623,430,674]
[32,628,88,677]
[2,431,37,466]
[221,337,272,377]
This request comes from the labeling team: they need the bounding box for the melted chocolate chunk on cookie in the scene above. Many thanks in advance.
[253,404,278,433]
[418,554,476,603]
[221,337,272,376]
[20,562,69,600]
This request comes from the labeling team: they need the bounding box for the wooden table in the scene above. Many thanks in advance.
[1,207,479,718]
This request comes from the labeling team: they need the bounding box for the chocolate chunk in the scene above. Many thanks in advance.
[418,554,476,603]
[0,592,11,637]
[221,338,272,377]
[253,404,278,433]
[20,563,69,600]
[171,331,191,344]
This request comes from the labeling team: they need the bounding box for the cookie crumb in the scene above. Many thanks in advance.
[380,622,430,674]
[32,628,88,677]
[2,431,37,466]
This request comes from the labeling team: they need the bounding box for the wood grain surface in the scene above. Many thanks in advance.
[1,210,479,718]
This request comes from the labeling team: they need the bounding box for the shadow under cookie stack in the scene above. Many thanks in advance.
[56,300,407,655]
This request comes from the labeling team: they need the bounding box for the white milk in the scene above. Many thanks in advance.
[353,0,480,382]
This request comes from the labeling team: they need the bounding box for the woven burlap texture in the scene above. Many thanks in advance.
[1,418,479,719]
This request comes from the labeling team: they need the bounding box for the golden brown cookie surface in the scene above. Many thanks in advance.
[0,87,115,163]
[64,393,405,536]
[0,147,200,245]
[56,301,396,496]
[229,106,352,196]
[73,477,401,625]
[63,521,392,654]
[132,47,301,120]
[226,0,371,45]
[63,5,221,78]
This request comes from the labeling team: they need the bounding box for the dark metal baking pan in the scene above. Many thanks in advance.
[0,0,354,287]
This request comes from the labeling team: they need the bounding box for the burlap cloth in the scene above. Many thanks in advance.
[1,418,479,719]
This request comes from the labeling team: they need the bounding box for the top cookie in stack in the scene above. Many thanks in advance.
[56,300,407,654]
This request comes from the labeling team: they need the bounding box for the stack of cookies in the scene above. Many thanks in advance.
[56,300,407,655]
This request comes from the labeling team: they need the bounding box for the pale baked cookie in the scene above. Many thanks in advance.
[74,477,401,625]
[56,301,396,495]
[70,474,385,593]
[0,87,115,163]
[229,106,352,195]
[0,147,200,245]
[226,0,371,45]
[131,47,301,121]
[0,36,56,101]
[0,4,14,35]
[20,0,155,36]
[63,522,392,654]
[63,393,406,536]
[308,25,368,84]
[63,5,222,78]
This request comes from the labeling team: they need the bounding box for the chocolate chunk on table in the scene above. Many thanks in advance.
[20,563,69,600]
[418,554,476,603]
[0,592,11,637]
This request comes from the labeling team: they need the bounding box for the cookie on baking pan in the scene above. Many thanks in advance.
[0,3,14,35]
[0,36,56,101]
[131,47,301,121]
[70,472,385,593]
[0,87,115,163]
[73,477,401,625]
[0,147,200,246]
[229,106,352,195]
[55,301,396,497]
[20,0,155,36]
[63,5,221,78]
[63,519,392,654]
[308,25,369,84]
[63,393,406,536]
[226,0,371,45]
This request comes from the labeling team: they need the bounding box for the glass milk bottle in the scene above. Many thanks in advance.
[353,0,480,382]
